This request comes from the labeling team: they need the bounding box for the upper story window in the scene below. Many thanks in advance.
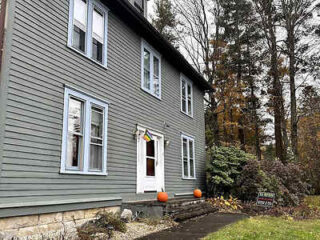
[181,134,196,179]
[61,87,109,175]
[141,40,161,99]
[68,0,108,67]
[181,74,193,117]
[134,0,144,13]
[128,0,148,17]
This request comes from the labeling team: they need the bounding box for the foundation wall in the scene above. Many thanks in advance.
[0,206,120,240]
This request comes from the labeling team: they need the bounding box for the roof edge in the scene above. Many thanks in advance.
[102,0,212,91]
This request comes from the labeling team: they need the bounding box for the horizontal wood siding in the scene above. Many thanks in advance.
[0,0,206,209]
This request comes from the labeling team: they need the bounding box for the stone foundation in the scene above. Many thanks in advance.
[0,206,120,240]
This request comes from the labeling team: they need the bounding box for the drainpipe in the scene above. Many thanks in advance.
[0,0,8,77]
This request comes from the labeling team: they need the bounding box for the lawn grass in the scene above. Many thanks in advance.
[203,216,320,240]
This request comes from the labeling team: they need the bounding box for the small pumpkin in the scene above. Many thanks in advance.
[194,189,202,198]
[157,192,168,202]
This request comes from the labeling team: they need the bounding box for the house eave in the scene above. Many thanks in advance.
[101,0,213,91]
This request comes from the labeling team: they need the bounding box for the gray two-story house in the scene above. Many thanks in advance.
[0,0,211,233]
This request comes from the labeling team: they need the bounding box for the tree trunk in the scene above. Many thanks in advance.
[210,92,220,146]
[268,18,286,163]
[288,26,298,159]
[238,115,246,151]
[280,93,289,160]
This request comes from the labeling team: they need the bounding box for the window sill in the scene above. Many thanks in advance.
[180,110,193,119]
[141,87,162,100]
[67,44,108,70]
[182,177,197,180]
[60,170,108,176]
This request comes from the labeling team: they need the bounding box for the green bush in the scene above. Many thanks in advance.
[207,146,308,206]
[206,146,253,197]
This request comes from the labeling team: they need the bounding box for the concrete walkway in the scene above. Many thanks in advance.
[137,213,248,240]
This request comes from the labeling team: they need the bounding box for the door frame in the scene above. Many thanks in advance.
[136,125,165,194]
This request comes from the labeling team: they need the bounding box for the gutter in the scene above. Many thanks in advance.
[0,0,7,76]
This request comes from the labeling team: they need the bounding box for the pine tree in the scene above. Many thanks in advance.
[216,0,265,157]
[151,0,177,46]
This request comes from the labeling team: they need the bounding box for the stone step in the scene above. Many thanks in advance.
[166,202,218,222]
[166,199,205,210]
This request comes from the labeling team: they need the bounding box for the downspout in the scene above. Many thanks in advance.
[0,0,8,78]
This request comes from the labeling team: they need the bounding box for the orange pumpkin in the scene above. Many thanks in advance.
[194,189,202,198]
[157,192,168,202]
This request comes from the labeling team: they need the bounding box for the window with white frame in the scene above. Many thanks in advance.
[68,0,108,66]
[141,41,161,98]
[61,87,108,175]
[181,75,193,116]
[181,134,195,179]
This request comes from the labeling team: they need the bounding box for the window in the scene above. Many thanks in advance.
[134,0,144,13]
[61,87,108,175]
[141,41,161,99]
[146,140,156,176]
[68,0,108,66]
[181,134,195,179]
[181,75,193,117]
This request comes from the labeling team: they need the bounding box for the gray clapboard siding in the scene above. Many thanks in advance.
[0,0,206,216]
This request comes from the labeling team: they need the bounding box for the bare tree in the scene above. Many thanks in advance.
[175,0,222,146]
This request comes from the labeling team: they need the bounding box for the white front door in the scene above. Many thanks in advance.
[136,127,165,193]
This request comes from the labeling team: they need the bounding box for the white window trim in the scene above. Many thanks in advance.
[141,39,162,99]
[180,74,193,118]
[181,134,196,180]
[60,87,109,176]
[67,0,109,68]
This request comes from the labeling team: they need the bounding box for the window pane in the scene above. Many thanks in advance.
[154,76,160,96]
[153,57,160,96]
[144,49,151,90]
[146,158,155,176]
[183,159,188,177]
[90,144,102,170]
[146,140,155,157]
[91,107,103,138]
[92,39,103,63]
[68,98,83,134]
[92,8,104,43]
[153,57,159,77]
[183,138,187,158]
[182,80,186,112]
[188,84,192,115]
[66,133,83,169]
[190,159,194,177]
[144,70,150,89]
[73,26,86,52]
[74,0,87,30]
[189,140,194,159]
[90,106,103,171]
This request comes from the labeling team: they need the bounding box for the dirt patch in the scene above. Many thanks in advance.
[112,220,177,240]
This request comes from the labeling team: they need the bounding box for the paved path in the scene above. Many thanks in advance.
[137,213,248,240]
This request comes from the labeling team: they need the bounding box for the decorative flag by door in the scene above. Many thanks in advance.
[143,130,153,142]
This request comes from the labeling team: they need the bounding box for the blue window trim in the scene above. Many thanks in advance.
[141,39,162,100]
[67,0,109,68]
[60,87,109,176]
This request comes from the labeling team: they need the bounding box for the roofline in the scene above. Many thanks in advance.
[101,0,212,91]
